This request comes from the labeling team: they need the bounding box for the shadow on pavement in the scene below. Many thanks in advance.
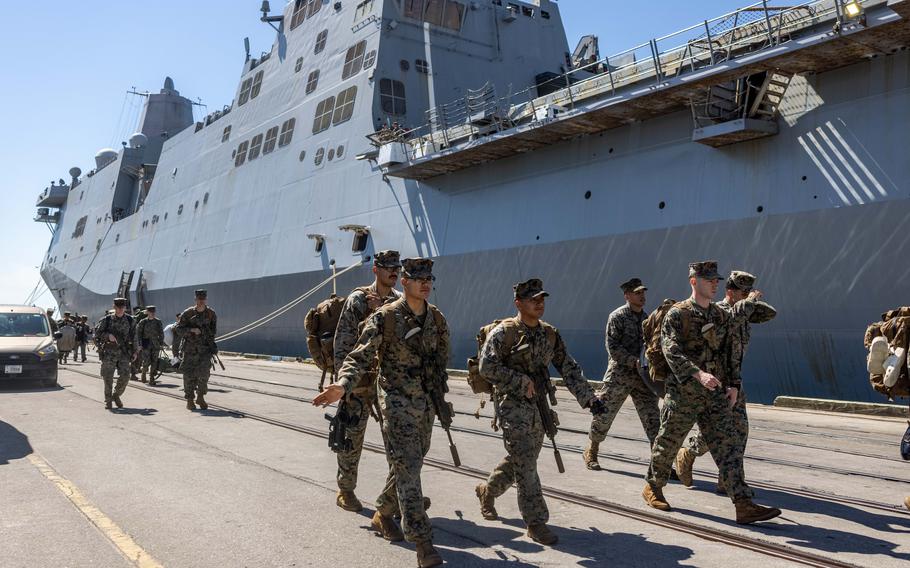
[110,408,159,416]
[0,420,33,465]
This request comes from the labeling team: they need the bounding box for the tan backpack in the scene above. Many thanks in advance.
[642,299,688,382]
[865,316,910,399]
[304,294,347,371]
[466,317,556,394]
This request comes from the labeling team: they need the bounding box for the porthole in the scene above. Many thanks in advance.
[97,239,102,250]
[315,147,325,165]
[801,175,807,181]
[813,195,818,199]
[336,145,345,158]
[328,148,336,161]
[194,200,199,210]
[399,59,410,71]
[609,147,614,154]
[584,190,591,200]
[178,204,184,215]
[79,246,84,252]
[203,192,209,204]
[535,235,540,240]
[756,206,764,213]
[63,253,67,259]
[658,201,666,209]
[80,191,84,200]
[299,150,307,162]
[115,234,120,242]
[164,212,168,220]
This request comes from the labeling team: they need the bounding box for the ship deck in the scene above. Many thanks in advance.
[1,355,907,567]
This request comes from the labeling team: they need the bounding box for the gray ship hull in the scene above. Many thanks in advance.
[47,195,908,404]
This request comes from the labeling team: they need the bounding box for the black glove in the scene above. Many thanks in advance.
[589,397,607,416]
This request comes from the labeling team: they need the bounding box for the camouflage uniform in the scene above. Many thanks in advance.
[135,315,165,378]
[336,289,448,543]
[176,305,217,401]
[480,280,597,528]
[646,294,758,502]
[686,294,776,458]
[589,302,660,445]
[333,282,401,498]
[95,312,136,403]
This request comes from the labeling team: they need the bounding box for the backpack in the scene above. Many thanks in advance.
[864,316,910,399]
[641,299,682,382]
[466,317,556,394]
[304,294,347,371]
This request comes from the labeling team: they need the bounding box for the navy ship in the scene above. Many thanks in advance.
[36,0,910,403]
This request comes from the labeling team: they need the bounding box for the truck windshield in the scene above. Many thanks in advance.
[0,313,50,337]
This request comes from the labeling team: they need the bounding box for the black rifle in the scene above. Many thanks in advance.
[424,367,461,467]
[98,315,133,359]
[530,362,565,473]
[325,399,359,453]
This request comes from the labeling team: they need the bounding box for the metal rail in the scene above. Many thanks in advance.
[65,366,868,568]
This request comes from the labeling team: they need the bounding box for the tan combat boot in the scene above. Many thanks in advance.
[583,440,601,471]
[196,392,208,410]
[370,511,404,542]
[734,498,781,524]
[336,490,362,512]
[642,483,671,511]
[140,371,147,383]
[475,483,498,520]
[674,447,696,487]
[105,399,113,410]
[112,395,123,409]
[527,523,558,545]
[415,540,442,568]
[186,398,196,411]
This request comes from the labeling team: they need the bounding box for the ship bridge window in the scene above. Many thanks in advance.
[355,0,374,20]
[72,216,88,239]
[313,96,336,133]
[342,41,367,80]
[238,77,253,106]
[235,140,249,166]
[314,30,328,54]
[415,59,429,74]
[363,50,376,69]
[279,118,296,147]
[291,0,322,30]
[333,87,357,125]
[404,0,465,31]
[306,69,320,94]
[380,79,406,115]
[251,70,264,99]
[248,133,264,161]
[263,126,279,154]
[222,125,231,142]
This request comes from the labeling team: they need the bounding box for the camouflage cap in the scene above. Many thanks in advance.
[81,315,88,320]
[145,305,157,312]
[402,258,435,280]
[373,250,402,268]
[727,270,756,291]
[113,297,128,307]
[688,260,723,280]
[195,289,207,299]
[63,311,71,316]
[620,277,647,293]
[514,278,549,300]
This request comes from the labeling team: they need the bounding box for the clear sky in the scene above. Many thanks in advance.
[0,0,746,310]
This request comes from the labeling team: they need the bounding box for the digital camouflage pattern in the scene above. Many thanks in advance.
[590,303,660,445]
[479,317,596,526]
[336,297,449,543]
[646,298,757,501]
[95,314,136,402]
[135,317,165,374]
[332,283,401,501]
[176,306,217,400]
[686,298,776,458]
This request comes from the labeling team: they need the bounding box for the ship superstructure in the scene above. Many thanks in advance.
[37,0,910,403]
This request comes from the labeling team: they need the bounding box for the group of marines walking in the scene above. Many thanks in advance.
[310,251,782,567]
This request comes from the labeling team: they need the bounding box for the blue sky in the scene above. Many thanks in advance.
[0,0,746,309]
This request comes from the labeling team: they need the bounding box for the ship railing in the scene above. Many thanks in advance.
[396,0,864,161]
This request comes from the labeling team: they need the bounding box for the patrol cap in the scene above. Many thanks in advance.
[688,260,723,280]
[81,315,88,320]
[620,278,647,293]
[46,308,55,313]
[145,305,157,312]
[113,297,128,307]
[402,258,435,280]
[195,289,208,299]
[373,250,402,268]
[727,270,756,291]
[63,311,71,316]
[514,278,549,300]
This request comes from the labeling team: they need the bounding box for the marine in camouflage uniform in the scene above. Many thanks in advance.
[135,306,165,384]
[585,278,660,470]
[316,258,447,568]
[643,261,781,525]
[677,271,777,492]
[475,278,606,546]
[95,297,136,409]
[332,251,402,513]
[176,289,218,410]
